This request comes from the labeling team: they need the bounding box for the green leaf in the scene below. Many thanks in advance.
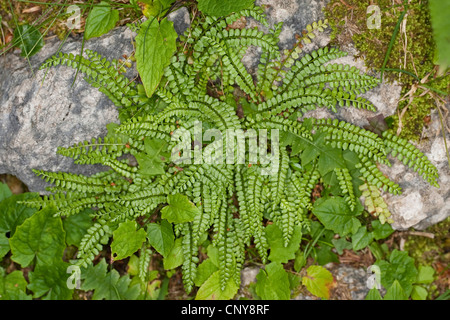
[331,237,352,255]
[0,269,31,300]
[62,208,94,247]
[314,245,339,265]
[0,192,39,238]
[312,197,361,236]
[111,221,147,260]
[371,220,394,240]
[415,265,435,284]
[0,234,8,259]
[136,138,170,176]
[266,224,302,263]
[13,24,44,57]
[163,238,183,269]
[127,254,140,276]
[302,265,335,300]
[351,226,374,251]
[375,249,418,296]
[81,259,141,300]
[0,182,12,202]
[300,132,346,177]
[365,287,382,300]
[197,0,254,17]
[411,285,428,300]
[255,262,291,300]
[147,219,174,257]
[195,270,238,300]
[135,18,177,97]
[383,280,408,300]
[194,258,218,287]
[10,205,66,268]
[429,0,450,73]
[27,262,73,300]
[84,1,119,40]
[161,194,200,224]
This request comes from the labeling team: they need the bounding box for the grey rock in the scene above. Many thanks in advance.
[167,7,191,36]
[0,27,137,193]
[382,107,450,230]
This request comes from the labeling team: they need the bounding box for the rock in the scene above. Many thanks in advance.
[0,27,136,193]
[383,107,450,230]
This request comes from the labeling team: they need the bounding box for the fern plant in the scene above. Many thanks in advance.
[27,5,439,297]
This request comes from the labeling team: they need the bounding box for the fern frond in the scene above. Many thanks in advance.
[32,169,122,194]
[138,246,152,283]
[278,46,347,94]
[359,182,393,224]
[335,167,357,211]
[312,118,389,165]
[356,156,402,195]
[41,50,138,109]
[382,130,439,187]
[181,223,197,293]
[246,171,268,263]
[76,219,112,268]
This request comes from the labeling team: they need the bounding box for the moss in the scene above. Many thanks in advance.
[403,216,450,265]
[324,0,450,141]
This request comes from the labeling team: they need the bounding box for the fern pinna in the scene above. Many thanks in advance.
[28,5,439,294]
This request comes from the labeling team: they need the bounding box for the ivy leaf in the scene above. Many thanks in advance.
[163,238,183,269]
[62,208,94,247]
[13,24,44,57]
[135,18,177,97]
[383,280,408,300]
[312,197,361,236]
[375,249,418,296]
[147,219,174,257]
[255,262,290,300]
[365,287,383,300]
[351,226,374,251]
[0,192,39,238]
[371,220,394,240]
[81,259,141,300]
[84,1,119,40]
[161,194,200,223]
[415,265,435,284]
[10,205,66,268]
[300,132,346,177]
[266,224,302,263]
[197,0,254,17]
[0,182,12,202]
[111,221,147,260]
[0,269,31,300]
[136,138,170,176]
[27,262,73,300]
[429,0,450,74]
[331,237,352,255]
[314,245,339,265]
[194,258,218,287]
[0,234,8,260]
[195,270,238,300]
[302,265,335,300]
[411,285,428,300]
